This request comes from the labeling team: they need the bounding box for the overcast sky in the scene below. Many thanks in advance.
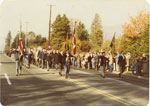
[0,0,149,50]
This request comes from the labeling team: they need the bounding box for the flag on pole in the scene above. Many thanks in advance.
[110,35,115,48]
[72,28,76,55]
[110,32,116,57]
[19,21,23,54]
[19,38,23,54]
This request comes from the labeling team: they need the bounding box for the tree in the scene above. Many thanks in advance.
[27,31,36,47]
[76,22,89,41]
[90,13,103,51]
[122,11,149,38]
[80,41,91,52]
[100,40,111,52]
[5,31,12,50]
[51,14,71,50]
[33,34,46,46]
[120,11,149,59]
[91,13,102,33]
[11,32,25,49]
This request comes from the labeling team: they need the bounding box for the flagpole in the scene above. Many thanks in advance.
[72,21,77,55]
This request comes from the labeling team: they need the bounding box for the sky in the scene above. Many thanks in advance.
[0,0,149,50]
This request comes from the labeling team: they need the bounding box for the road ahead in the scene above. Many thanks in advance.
[0,53,149,106]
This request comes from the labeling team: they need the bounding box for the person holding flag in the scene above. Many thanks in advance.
[15,22,24,76]
[110,32,117,72]
[15,38,24,76]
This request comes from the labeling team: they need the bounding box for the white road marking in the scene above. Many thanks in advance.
[4,73,12,85]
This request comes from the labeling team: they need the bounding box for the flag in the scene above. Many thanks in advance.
[72,28,76,55]
[19,38,23,54]
[19,21,23,54]
[110,32,116,57]
[110,35,115,48]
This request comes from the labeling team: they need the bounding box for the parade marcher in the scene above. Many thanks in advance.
[91,54,96,69]
[41,49,45,69]
[46,50,50,71]
[95,53,99,71]
[136,54,142,76]
[88,53,92,69]
[59,51,66,76]
[15,49,23,76]
[99,52,108,78]
[125,52,131,71]
[77,54,81,68]
[28,48,33,68]
[108,52,113,72]
[37,49,42,68]
[115,52,120,72]
[35,48,39,66]
[142,54,149,74]
[64,51,73,79]
[105,53,110,72]
[131,60,136,75]
[54,50,60,70]
[51,50,55,68]
[118,52,126,77]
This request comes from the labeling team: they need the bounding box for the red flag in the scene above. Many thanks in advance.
[19,38,23,54]
[72,28,76,55]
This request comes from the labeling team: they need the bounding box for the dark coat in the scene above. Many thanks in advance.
[118,55,126,67]
[61,54,67,65]
[54,53,59,64]
[99,56,108,66]
[88,56,92,63]
[38,51,42,59]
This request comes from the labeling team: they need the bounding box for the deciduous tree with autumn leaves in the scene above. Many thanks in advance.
[120,11,149,58]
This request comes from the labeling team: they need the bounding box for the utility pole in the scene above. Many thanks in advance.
[48,4,55,46]
[25,21,30,48]
[19,21,22,49]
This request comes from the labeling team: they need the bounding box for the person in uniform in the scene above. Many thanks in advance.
[118,52,126,77]
[59,51,66,76]
[15,49,23,76]
[99,52,108,78]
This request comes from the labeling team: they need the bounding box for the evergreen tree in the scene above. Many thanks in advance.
[76,22,89,41]
[5,31,12,49]
[91,13,103,50]
[91,13,102,33]
[51,14,71,49]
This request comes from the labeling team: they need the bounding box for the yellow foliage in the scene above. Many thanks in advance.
[122,11,149,38]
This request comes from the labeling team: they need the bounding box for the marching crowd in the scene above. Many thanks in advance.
[6,47,149,78]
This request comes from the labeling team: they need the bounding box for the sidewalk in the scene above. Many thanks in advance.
[71,66,149,80]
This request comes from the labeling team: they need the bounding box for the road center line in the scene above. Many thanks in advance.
[67,78,138,106]
[31,64,139,106]
[4,73,12,85]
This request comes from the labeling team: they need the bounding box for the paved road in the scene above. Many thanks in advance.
[0,53,149,106]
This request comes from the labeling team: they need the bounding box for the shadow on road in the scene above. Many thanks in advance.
[1,71,149,106]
